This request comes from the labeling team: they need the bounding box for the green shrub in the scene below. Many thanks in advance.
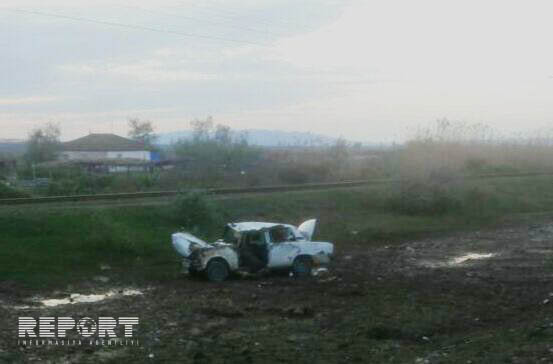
[46,179,78,196]
[172,192,222,232]
[0,183,30,198]
[136,174,157,189]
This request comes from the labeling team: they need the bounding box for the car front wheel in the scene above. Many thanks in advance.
[206,259,230,282]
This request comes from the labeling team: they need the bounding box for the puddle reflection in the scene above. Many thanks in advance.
[450,253,495,265]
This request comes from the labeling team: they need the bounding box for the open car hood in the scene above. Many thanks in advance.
[172,232,212,257]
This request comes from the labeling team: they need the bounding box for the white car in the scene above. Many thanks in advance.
[171,219,334,282]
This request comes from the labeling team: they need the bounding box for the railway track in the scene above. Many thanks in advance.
[1,172,552,206]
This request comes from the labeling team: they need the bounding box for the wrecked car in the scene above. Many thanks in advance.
[171,219,334,282]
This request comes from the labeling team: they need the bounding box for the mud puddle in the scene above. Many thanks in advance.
[8,288,145,310]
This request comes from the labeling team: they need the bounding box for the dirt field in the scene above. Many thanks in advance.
[3,219,553,363]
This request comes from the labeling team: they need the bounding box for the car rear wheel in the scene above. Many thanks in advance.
[206,259,230,282]
[292,256,313,278]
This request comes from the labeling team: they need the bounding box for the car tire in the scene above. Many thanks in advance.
[206,259,230,282]
[292,256,313,278]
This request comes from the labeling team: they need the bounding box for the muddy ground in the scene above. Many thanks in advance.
[3,220,553,363]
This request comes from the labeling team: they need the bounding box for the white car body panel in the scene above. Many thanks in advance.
[267,243,301,268]
[267,241,333,268]
[195,245,240,271]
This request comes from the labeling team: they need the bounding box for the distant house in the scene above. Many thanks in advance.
[60,133,151,161]
[58,133,154,173]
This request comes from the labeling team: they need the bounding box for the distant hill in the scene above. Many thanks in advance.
[156,129,339,147]
[0,139,25,156]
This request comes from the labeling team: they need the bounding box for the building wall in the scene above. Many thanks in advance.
[106,151,151,161]
[60,151,107,160]
[60,150,151,161]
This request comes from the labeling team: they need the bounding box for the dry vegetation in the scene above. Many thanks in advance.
[396,119,553,179]
[386,120,553,215]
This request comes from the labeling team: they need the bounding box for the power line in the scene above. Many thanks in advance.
[190,3,300,30]
[193,4,276,26]
[4,8,267,47]
[119,5,281,38]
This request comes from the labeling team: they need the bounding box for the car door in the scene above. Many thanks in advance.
[267,228,301,268]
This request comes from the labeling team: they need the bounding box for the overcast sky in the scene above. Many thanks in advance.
[1,0,553,142]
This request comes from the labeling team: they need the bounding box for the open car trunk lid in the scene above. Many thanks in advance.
[297,219,317,241]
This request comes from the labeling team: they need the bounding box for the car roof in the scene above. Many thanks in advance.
[228,222,295,232]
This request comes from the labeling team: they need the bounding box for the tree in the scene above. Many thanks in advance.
[191,116,213,142]
[214,124,232,145]
[25,123,61,163]
[128,118,156,147]
[330,137,348,161]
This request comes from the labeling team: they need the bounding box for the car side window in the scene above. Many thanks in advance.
[269,227,294,243]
